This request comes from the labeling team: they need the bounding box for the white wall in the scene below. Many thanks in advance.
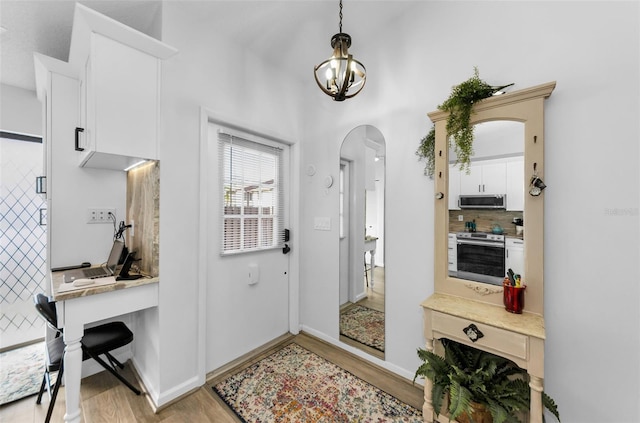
[0,83,42,136]
[153,3,304,405]
[299,2,639,422]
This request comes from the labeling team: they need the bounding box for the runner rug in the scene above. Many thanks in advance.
[340,304,385,352]
[213,343,422,422]
[0,342,44,405]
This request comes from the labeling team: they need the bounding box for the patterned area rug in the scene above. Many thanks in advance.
[340,304,385,352]
[0,342,44,405]
[213,343,422,422]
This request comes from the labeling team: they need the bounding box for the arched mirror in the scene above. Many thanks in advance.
[430,82,555,314]
[338,125,386,359]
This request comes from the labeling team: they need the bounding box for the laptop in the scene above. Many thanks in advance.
[63,240,125,282]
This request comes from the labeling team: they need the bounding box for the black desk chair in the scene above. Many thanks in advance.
[34,293,141,423]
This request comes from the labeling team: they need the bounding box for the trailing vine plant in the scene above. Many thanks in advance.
[417,68,513,178]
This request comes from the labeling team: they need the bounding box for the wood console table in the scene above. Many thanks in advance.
[51,271,159,423]
[421,293,546,423]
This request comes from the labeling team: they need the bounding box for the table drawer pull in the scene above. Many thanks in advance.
[463,324,484,342]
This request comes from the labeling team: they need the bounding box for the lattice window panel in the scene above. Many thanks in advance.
[0,137,46,345]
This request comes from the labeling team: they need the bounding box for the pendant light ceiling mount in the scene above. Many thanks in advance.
[314,0,366,101]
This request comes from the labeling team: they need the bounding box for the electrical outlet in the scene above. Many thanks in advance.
[87,208,116,224]
[458,215,464,221]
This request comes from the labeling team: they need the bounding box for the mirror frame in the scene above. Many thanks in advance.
[429,82,555,315]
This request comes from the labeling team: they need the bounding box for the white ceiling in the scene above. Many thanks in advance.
[0,0,419,92]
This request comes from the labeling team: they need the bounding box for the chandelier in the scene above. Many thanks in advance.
[313,0,366,101]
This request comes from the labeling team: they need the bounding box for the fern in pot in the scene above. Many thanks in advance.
[414,338,560,423]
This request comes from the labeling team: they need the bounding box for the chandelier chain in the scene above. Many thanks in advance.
[339,0,343,33]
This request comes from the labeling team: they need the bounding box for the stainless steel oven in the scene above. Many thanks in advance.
[456,232,505,285]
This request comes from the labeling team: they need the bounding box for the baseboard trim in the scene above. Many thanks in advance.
[206,332,294,383]
[299,325,415,381]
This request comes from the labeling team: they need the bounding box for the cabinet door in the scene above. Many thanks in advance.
[77,57,91,152]
[92,33,158,159]
[481,162,507,194]
[448,234,457,272]
[505,238,525,279]
[459,162,483,194]
[506,158,524,210]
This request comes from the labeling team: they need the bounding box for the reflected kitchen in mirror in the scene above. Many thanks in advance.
[447,121,525,286]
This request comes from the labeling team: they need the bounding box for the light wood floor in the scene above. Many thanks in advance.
[0,331,423,423]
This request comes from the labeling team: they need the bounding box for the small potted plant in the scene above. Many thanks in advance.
[416,68,513,178]
[414,338,560,423]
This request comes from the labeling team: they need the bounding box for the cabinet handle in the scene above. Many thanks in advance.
[75,127,85,151]
[39,208,47,226]
[35,176,46,194]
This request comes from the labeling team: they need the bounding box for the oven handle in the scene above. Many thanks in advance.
[457,239,505,248]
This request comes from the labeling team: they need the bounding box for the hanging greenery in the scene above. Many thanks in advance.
[417,68,513,178]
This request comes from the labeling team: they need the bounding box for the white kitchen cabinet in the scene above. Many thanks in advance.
[505,237,525,280]
[448,233,457,273]
[459,160,507,195]
[506,157,525,211]
[69,4,177,170]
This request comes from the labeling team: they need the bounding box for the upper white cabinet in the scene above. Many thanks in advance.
[69,4,177,170]
[459,160,507,195]
[450,156,524,210]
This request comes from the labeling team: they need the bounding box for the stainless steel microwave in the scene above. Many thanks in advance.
[458,194,506,209]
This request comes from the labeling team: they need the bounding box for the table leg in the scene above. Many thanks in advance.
[529,375,544,423]
[62,324,83,423]
[422,337,434,423]
[370,248,375,289]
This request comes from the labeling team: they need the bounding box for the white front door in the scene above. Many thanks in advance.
[204,122,291,372]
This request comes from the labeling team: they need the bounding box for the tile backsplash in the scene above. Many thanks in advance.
[448,209,523,237]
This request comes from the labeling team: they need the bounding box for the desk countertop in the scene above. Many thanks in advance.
[51,271,159,302]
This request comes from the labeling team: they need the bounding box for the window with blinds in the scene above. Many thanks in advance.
[218,131,285,255]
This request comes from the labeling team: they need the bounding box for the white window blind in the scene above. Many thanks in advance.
[218,131,285,255]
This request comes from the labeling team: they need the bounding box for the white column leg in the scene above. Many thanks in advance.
[529,375,544,423]
[63,324,83,423]
[370,248,376,289]
[422,337,434,423]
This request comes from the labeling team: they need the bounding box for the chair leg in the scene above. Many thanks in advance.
[105,351,125,369]
[36,373,47,404]
[45,362,64,423]
[87,352,141,395]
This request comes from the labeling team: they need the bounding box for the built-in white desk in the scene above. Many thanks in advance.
[51,271,159,423]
